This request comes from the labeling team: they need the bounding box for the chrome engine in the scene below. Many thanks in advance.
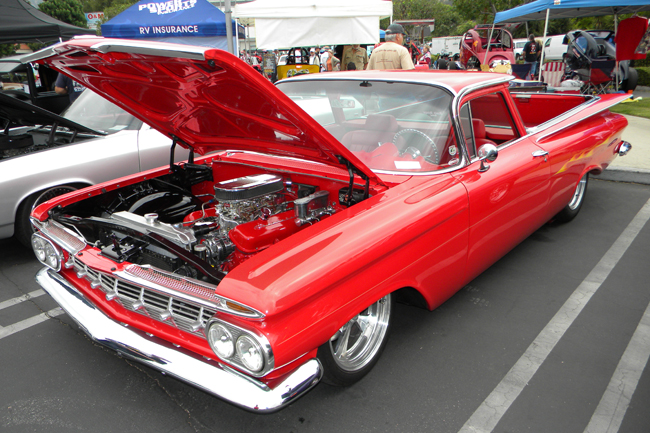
[102,173,323,271]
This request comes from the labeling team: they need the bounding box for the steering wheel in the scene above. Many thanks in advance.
[392,128,439,164]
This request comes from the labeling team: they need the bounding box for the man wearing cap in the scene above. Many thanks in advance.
[368,23,415,70]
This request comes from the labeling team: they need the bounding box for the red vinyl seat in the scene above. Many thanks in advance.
[472,118,497,148]
[342,114,399,152]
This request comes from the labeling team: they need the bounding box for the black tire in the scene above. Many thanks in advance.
[621,67,638,92]
[555,173,588,223]
[15,185,79,248]
[317,293,393,386]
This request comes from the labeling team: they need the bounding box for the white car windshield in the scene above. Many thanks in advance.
[277,79,457,173]
[63,90,142,133]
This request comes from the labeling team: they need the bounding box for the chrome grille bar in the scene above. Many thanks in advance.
[70,256,216,339]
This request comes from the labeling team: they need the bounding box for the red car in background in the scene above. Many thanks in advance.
[460,25,516,69]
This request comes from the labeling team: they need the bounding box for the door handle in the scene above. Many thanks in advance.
[532,150,548,162]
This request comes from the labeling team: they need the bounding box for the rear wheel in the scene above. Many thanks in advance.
[555,173,588,223]
[621,67,638,92]
[317,293,393,386]
[15,185,79,248]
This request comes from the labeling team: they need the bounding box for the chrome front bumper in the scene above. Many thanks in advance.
[36,268,322,412]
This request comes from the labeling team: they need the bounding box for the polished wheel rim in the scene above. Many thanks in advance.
[32,186,78,213]
[568,175,587,210]
[328,295,391,372]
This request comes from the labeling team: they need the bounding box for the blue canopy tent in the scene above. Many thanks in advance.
[494,0,650,23]
[493,0,650,81]
[101,0,244,51]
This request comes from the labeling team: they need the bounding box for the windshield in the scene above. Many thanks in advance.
[62,90,142,133]
[277,79,457,173]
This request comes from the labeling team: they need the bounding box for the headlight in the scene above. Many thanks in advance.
[207,323,234,358]
[236,335,264,372]
[31,233,62,271]
[206,319,273,376]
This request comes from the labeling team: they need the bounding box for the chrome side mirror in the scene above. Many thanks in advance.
[477,143,498,172]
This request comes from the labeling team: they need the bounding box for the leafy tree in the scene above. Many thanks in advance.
[454,0,523,23]
[101,0,137,23]
[385,0,475,37]
[0,44,17,58]
[39,0,88,28]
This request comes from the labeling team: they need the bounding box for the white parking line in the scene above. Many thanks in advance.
[0,289,45,310]
[0,308,64,340]
[583,299,650,433]
[459,197,650,433]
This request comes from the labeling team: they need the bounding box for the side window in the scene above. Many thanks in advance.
[459,102,476,159]
[468,92,519,147]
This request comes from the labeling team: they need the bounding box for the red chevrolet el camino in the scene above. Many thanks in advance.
[26,38,631,412]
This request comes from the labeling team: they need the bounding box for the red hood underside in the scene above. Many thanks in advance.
[25,37,382,185]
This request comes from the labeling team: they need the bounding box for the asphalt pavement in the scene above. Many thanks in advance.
[1,180,649,433]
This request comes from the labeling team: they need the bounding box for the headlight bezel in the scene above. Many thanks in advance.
[31,233,63,271]
[206,318,273,377]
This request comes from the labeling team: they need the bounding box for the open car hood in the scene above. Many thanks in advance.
[24,38,383,185]
[0,92,103,134]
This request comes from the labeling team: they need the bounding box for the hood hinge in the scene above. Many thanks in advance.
[337,155,370,207]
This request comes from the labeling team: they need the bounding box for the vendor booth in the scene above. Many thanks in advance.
[101,0,243,50]
[0,0,94,44]
[494,0,650,84]
[233,0,392,49]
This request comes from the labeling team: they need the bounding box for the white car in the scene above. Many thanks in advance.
[0,89,189,247]
[514,38,527,61]
[544,34,567,61]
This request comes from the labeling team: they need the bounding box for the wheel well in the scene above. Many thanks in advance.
[16,182,90,219]
[394,287,429,310]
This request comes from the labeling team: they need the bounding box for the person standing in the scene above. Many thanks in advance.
[309,48,319,65]
[418,45,432,66]
[320,47,330,72]
[54,72,85,103]
[367,23,415,70]
[342,44,369,70]
[523,34,541,79]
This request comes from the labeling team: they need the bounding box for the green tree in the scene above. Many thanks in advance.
[384,0,475,37]
[39,0,88,28]
[0,44,17,58]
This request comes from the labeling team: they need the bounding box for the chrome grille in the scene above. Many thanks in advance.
[70,256,216,339]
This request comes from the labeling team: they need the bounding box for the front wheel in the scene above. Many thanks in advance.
[317,293,393,386]
[555,173,588,223]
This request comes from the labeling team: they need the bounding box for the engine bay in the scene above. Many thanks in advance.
[50,160,371,284]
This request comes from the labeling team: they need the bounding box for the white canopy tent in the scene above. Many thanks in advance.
[232,0,393,49]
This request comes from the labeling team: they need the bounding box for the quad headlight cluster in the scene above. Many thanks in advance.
[32,233,63,271]
[207,319,273,376]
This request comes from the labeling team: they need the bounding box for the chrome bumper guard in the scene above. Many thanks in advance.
[36,268,322,412]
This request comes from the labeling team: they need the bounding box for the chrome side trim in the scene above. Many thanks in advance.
[35,268,322,413]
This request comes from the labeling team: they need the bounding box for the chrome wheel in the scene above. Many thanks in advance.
[554,173,589,223]
[15,185,79,248]
[328,295,391,372]
[568,174,588,210]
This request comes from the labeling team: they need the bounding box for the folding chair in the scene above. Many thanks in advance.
[582,59,616,94]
